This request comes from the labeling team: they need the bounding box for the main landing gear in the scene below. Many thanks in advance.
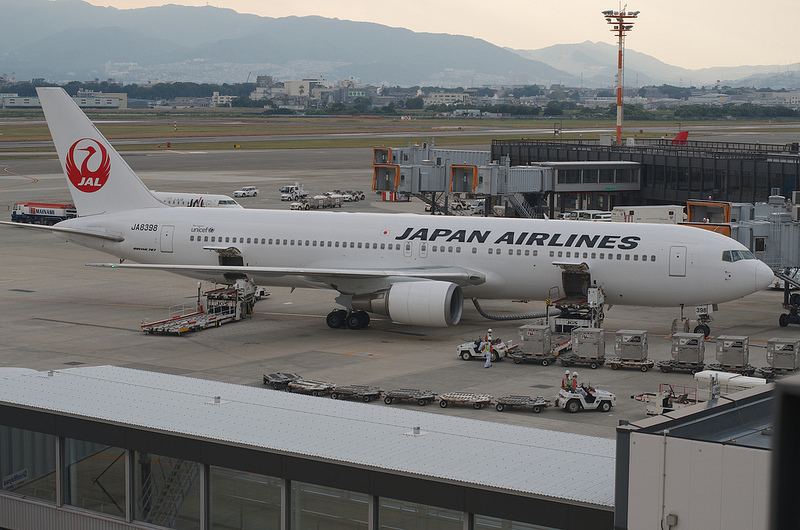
[326,309,371,330]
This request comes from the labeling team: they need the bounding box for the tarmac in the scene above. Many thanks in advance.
[1,144,799,440]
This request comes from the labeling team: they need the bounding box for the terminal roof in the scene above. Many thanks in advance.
[0,365,616,507]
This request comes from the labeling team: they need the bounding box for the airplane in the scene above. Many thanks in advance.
[150,191,243,209]
[671,130,689,146]
[0,87,776,331]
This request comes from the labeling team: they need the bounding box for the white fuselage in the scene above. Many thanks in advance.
[57,209,773,307]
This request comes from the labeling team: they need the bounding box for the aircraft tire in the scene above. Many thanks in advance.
[326,310,346,329]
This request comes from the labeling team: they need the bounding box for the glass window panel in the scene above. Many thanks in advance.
[292,481,368,530]
[380,497,464,529]
[563,170,580,184]
[0,426,57,503]
[64,440,126,518]
[135,452,201,530]
[475,514,559,529]
[599,168,615,183]
[210,466,281,530]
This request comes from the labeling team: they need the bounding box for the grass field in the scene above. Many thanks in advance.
[1,109,799,151]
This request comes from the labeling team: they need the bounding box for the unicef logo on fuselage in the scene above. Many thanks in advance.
[66,138,111,193]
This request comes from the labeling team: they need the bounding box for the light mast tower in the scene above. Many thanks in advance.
[602,7,639,146]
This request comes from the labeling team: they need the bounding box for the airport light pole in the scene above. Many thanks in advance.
[602,7,639,146]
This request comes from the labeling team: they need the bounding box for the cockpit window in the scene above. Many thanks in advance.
[722,250,755,262]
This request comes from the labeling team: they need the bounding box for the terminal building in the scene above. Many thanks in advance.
[0,366,616,530]
[0,365,789,530]
[371,138,800,218]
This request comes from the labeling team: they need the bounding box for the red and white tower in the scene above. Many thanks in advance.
[602,6,639,146]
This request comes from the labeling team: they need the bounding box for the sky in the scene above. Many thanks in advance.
[82,0,799,71]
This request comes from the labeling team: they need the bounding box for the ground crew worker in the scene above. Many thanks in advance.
[562,370,571,390]
[482,329,494,368]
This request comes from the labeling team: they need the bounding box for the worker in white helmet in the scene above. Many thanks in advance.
[482,328,493,368]
[562,370,571,391]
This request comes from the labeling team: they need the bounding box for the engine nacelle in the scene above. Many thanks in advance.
[351,281,463,327]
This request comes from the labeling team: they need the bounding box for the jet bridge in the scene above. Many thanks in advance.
[372,143,638,218]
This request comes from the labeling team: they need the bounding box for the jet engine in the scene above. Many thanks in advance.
[351,281,463,327]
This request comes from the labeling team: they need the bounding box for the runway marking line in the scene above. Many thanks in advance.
[342,351,396,359]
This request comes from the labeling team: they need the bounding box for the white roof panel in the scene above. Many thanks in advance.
[0,366,616,507]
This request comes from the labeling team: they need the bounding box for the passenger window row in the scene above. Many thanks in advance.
[189,235,403,251]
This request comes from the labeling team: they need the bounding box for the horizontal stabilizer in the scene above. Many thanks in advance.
[0,221,124,242]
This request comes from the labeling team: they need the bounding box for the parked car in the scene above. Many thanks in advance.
[234,186,259,197]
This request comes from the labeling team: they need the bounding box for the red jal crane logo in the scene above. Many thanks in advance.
[66,138,110,192]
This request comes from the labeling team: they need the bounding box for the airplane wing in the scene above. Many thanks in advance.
[0,221,124,242]
[87,262,486,287]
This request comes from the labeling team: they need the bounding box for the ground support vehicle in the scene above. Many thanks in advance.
[495,395,550,413]
[11,202,76,225]
[383,389,437,406]
[554,387,616,413]
[757,367,797,379]
[457,338,519,362]
[290,199,311,210]
[509,351,558,366]
[758,338,800,378]
[706,363,757,376]
[233,186,258,197]
[311,194,332,209]
[279,183,308,201]
[438,392,493,409]
[632,383,698,415]
[607,358,654,372]
[141,279,261,335]
[657,360,705,374]
[559,354,606,369]
[286,379,334,396]
[330,385,383,402]
[263,372,302,390]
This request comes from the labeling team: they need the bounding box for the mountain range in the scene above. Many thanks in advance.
[2,0,798,89]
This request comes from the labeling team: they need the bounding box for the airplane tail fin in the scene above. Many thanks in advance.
[36,87,164,216]
[671,130,689,146]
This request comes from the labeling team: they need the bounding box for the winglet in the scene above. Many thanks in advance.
[36,87,165,216]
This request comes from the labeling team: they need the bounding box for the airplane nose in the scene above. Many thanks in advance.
[755,262,775,291]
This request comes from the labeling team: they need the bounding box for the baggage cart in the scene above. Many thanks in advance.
[509,351,558,366]
[330,385,383,402]
[607,358,655,372]
[438,392,493,409]
[286,378,334,396]
[494,395,550,413]
[262,372,302,390]
[383,389,437,406]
